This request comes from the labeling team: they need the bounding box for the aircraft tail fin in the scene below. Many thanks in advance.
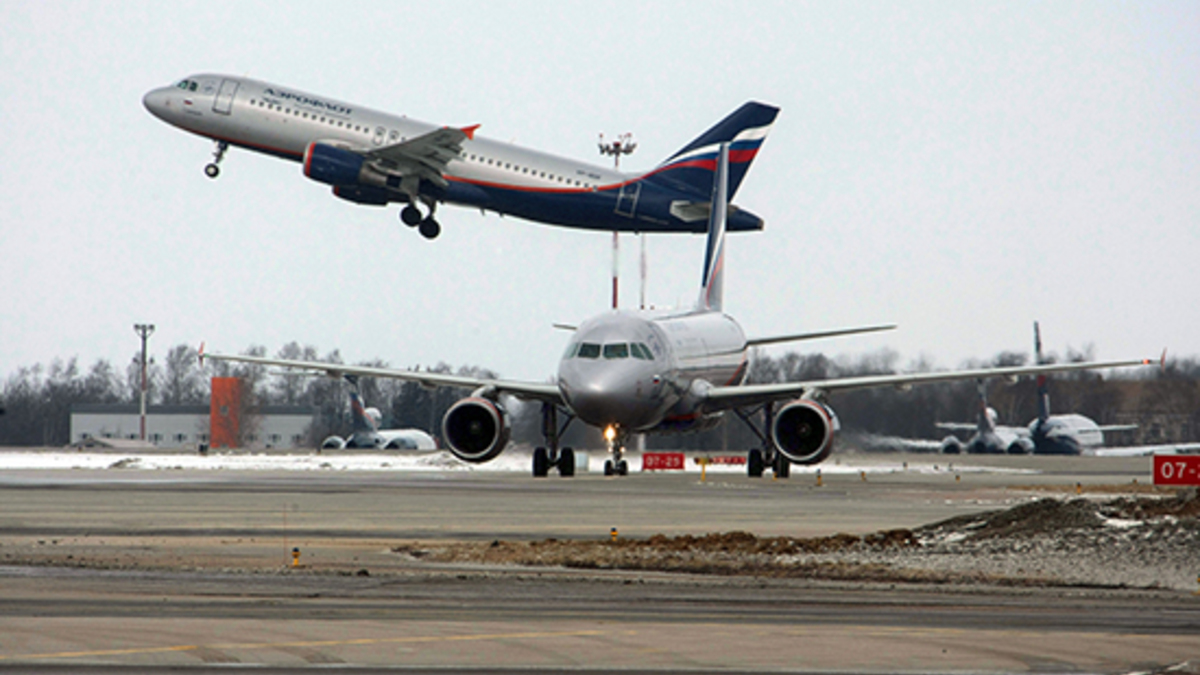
[696,143,729,312]
[652,101,779,199]
[1034,322,1051,423]
[346,376,380,433]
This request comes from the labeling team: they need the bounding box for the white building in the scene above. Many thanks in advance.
[70,404,315,449]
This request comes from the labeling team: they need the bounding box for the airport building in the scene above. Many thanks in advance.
[70,403,316,450]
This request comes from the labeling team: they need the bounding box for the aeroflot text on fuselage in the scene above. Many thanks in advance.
[262,88,353,116]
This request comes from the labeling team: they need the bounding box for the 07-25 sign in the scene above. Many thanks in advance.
[1153,455,1200,486]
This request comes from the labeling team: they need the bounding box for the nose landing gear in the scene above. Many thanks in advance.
[603,425,630,476]
[204,141,228,179]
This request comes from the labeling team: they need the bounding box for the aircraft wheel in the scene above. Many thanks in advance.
[418,218,441,240]
[400,205,422,226]
[532,447,549,477]
[557,447,575,477]
[604,459,614,476]
[774,453,790,478]
[204,163,220,179]
[747,448,764,478]
[617,460,629,476]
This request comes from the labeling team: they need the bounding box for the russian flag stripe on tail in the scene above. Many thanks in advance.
[650,102,779,198]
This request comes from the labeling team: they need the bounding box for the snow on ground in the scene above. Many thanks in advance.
[0,448,1036,476]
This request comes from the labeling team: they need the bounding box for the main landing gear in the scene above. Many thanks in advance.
[399,201,441,240]
[204,141,228,179]
[735,402,791,479]
[532,402,577,478]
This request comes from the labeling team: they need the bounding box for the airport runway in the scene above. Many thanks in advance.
[0,451,1196,673]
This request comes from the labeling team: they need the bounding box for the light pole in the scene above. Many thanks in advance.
[598,132,637,309]
[133,323,155,441]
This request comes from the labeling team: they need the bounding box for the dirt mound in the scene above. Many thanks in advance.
[395,490,1200,589]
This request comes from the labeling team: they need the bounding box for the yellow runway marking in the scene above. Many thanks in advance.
[0,629,605,662]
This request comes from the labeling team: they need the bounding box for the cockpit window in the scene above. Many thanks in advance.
[631,342,654,360]
[576,343,601,359]
[562,342,579,360]
[602,343,630,359]
[175,79,198,92]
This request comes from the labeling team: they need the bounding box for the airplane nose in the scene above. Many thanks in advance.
[562,372,656,429]
[142,88,169,119]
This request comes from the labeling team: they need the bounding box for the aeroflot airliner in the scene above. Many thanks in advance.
[143,74,778,240]
[201,145,1156,477]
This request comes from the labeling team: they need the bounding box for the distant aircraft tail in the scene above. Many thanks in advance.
[346,376,380,433]
[1034,322,1051,423]
[650,101,779,199]
[696,143,729,312]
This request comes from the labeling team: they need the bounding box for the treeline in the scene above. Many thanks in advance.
[3,342,1198,448]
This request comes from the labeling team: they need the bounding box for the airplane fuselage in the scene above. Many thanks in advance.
[556,308,747,434]
[143,74,767,233]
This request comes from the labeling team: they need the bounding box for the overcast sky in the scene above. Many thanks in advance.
[2,1,1197,383]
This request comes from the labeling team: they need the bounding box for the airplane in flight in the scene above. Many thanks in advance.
[200,145,1157,477]
[143,74,778,240]
[319,376,437,451]
[939,324,1195,457]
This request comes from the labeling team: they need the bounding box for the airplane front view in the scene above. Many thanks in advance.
[200,145,1158,478]
[144,74,777,240]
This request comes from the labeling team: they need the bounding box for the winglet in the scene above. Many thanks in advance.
[197,342,206,366]
[461,124,481,140]
[1160,348,1168,371]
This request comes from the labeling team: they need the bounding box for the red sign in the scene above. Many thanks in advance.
[1153,455,1200,486]
[642,452,685,471]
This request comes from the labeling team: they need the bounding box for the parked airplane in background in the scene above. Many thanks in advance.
[200,145,1156,477]
[143,74,778,240]
[319,376,438,451]
[940,324,1195,457]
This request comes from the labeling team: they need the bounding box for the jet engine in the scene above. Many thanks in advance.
[1006,438,1035,455]
[442,397,510,463]
[940,436,964,454]
[320,435,346,450]
[771,399,838,465]
[333,184,390,205]
[303,142,398,193]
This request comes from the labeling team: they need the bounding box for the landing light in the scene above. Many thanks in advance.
[604,425,617,442]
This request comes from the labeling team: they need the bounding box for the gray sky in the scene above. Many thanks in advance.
[2,1,1197,382]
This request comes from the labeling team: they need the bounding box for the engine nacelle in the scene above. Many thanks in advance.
[442,397,510,463]
[771,399,837,465]
[303,142,368,186]
[940,436,964,454]
[333,184,390,205]
[321,435,346,450]
[1007,438,1034,455]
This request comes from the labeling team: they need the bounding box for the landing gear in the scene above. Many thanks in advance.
[603,459,628,476]
[204,141,228,179]
[736,402,790,479]
[398,196,442,240]
[531,403,577,477]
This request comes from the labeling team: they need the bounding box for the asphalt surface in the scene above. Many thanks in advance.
[0,451,1197,673]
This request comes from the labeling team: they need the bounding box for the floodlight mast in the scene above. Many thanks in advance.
[598,133,638,309]
[133,323,155,441]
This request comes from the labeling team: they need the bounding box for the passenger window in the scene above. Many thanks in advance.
[577,343,601,359]
[603,343,629,359]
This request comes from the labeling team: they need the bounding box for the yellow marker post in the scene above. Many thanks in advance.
[291,547,300,567]
[816,469,823,487]
[610,527,618,542]
[697,457,709,483]
[955,474,961,483]
[860,470,867,482]
[1076,482,1083,495]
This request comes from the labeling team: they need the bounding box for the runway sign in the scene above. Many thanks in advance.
[642,452,685,471]
[1153,454,1200,486]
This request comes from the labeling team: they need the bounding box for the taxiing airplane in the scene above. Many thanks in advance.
[200,145,1156,477]
[143,74,778,240]
[940,324,1196,457]
[319,376,437,451]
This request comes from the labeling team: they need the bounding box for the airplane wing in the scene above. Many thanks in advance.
[364,125,479,188]
[199,350,563,405]
[935,422,978,432]
[1090,443,1200,458]
[701,357,1156,412]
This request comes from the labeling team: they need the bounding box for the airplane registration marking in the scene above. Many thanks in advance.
[0,629,606,662]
